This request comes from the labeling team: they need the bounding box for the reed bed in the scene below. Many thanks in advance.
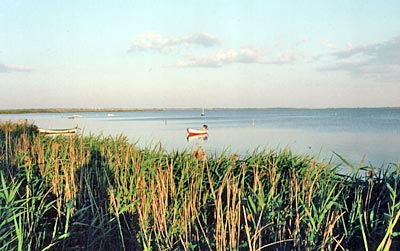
[1,121,399,250]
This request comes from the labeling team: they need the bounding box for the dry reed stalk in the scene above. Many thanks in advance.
[36,138,46,176]
[321,210,345,250]
[108,186,126,251]
[177,161,196,249]
[227,177,242,250]
[52,160,62,215]
[135,170,152,248]
[211,164,243,251]
[214,168,229,251]
[150,167,173,248]
[290,167,301,246]
[243,205,275,251]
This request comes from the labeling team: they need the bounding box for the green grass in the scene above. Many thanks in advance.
[1,121,399,250]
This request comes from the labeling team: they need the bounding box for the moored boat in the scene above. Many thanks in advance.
[38,125,79,135]
[187,125,208,136]
[67,114,82,119]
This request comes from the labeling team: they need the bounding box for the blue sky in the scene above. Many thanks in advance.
[1,0,399,109]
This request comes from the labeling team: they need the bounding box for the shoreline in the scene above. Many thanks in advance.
[0,108,162,114]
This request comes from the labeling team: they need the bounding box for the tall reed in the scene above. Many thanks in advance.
[1,122,399,250]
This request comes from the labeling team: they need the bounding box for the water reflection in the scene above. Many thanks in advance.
[187,134,208,142]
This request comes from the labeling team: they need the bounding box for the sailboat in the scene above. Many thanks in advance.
[201,107,205,116]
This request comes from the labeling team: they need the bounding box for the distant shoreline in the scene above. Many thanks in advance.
[0,108,161,114]
[0,107,398,114]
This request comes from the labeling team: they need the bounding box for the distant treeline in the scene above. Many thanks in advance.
[2,107,399,114]
[0,108,160,114]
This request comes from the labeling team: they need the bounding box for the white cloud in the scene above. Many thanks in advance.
[129,32,220,52]
[177,47,296,68]
[186,33,221,47]
[318,35,400,82]
[177,47,266,68]
[321,40,337,50]
[129,32,299,68]
[0,63,33,73]
[268,52,297,65]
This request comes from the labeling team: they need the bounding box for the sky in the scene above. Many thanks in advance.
[1,0,400,109]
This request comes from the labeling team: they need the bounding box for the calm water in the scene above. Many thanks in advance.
[1,108,399,167]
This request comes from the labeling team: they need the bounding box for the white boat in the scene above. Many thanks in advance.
[187,125,208,136]
[38,125,79,135]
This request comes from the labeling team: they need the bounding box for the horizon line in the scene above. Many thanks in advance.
[1,106,399,114]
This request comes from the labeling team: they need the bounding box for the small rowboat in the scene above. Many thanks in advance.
[38,125,79,135]
[187,125,208,137]
[67,114,82,119]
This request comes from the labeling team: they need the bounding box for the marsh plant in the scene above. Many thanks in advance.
[0,122,399,250]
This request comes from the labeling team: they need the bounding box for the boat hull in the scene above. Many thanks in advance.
[38,126,79,135]
[187,128,208,137]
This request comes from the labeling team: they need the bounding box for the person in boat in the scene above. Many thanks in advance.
[203,124,208,130]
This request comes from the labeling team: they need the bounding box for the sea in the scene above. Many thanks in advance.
[1,108,399,168]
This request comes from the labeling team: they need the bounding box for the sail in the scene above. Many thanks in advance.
[201,107,205,116]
